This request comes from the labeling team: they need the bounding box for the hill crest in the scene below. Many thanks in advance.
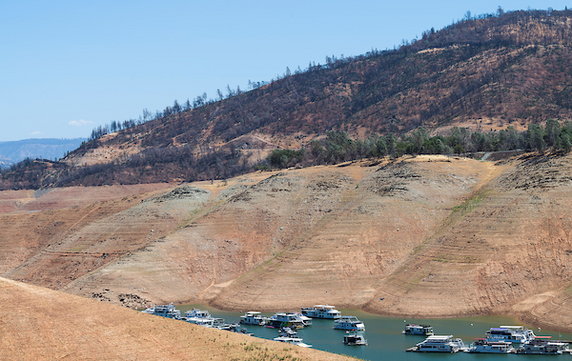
[3,9,572,189]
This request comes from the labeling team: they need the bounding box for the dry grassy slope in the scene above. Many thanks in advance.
[0,277,352,361]
[5,11,572,190]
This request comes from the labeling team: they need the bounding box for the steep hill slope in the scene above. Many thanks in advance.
[0,277,352,361]
[366,154,572,321]
[1,154,571,331]
[2,10,572,189]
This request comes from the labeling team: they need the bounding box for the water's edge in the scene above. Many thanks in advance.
[172,303,572,361]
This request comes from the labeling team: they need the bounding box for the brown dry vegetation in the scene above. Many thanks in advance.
[3,10,572,189]
[1,154,571,332]
[0,277,353,361]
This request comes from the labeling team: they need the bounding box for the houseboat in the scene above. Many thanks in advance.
[294,312,313,326]
[266,313,306,329]
[184,309,211,319]
[273,336,312,348]
[186,316,225,328]
[408,335,466,353]
[333,316,365,331]
[485,326,535,344]
[217,323,252,335]
[185,318,217,327]
[142,304,181,319]
[516,339,570,355]
[403,324,433,336]
[239,311,267,326]
[300,305,341,319]
[466,339,514,354]
[343,333,368,346]
[279,327,298,337]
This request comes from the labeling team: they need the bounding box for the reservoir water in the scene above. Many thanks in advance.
[178,305,572,360]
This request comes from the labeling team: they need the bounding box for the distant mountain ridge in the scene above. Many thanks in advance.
[2,9,572,189]
[0,138,85,168]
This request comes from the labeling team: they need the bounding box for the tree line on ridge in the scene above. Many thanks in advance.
[266,120,572,169]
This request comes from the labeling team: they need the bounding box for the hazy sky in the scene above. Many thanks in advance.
[1,1,570,141]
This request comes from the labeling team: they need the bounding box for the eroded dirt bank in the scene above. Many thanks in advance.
[1,155,571,332]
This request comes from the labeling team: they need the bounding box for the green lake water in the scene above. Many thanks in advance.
[178,305,572,360]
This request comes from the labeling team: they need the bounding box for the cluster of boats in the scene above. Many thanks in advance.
[406,324,572,355]
[240,305,368,347]
[142,304,571,355]
[141,305,251,335]
[141,304,368,348]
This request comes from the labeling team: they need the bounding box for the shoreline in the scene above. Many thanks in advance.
[170,300,572,335]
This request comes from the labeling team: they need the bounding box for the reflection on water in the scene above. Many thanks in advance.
[177,305,572,361]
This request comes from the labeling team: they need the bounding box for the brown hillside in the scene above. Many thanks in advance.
[0,277,352,361]
[366,154,572,320]
[1,154,571,331]
[3,10,572,189]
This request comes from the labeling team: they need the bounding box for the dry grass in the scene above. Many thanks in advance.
[0,277,354,361]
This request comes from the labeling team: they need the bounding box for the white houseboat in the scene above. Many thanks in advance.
[403,324,433,336]
[485,326,535,344]
[516,340,570,355]
[186,318,217,327]
[343,333,368,346]
[333,316,365,331]
[273,336,312,348]
[466,339,514,354]
[409,335,466,353]
[295,312,313,326]
[184,309,211,319]
[300,305,341,319]
[217,323,253,335]
[186,316,225,328]
[239,311,267,326]
[266,313,306,329]
[142,304,181,319]
[279,327,298,337]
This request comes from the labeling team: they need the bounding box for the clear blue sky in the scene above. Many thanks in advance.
[0,0,569,141]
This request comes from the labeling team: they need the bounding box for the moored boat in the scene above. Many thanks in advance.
[516,339,570,355]
[403,324,433,336]
[279,327,298,337]
[239,311,267,326]
[273,336,312,348]
[217,323,253,335]
[186,316,225,328]
[294,312,313,326]
[466,339,514,354]
[343,333,367,346]
[334,316,365,331]
[300,305,341,319]
[485,325,535,344]
[185,318,217,327]
[184,308,211,319]
[142,304,181,319]
[408,335,466,353]
[266,312,306,329]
